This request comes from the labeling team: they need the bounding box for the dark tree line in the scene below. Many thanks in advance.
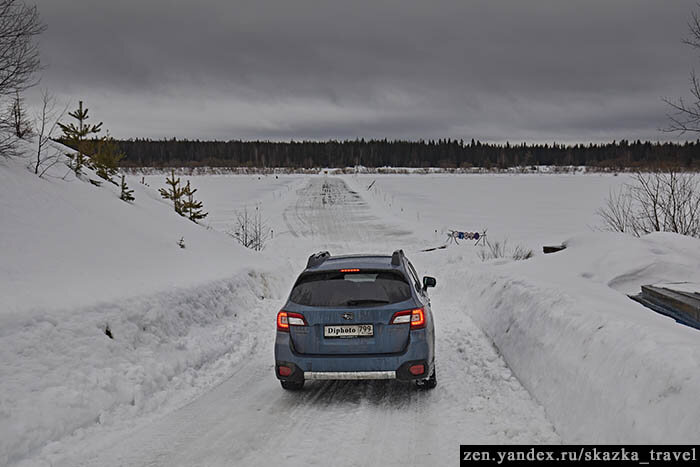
[109,138,700,170]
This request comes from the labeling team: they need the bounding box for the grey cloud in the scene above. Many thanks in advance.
[30,0,700,142]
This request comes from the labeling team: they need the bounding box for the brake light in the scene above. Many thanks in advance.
[390,307,425,329]
[409,364,425,376]
[340,268,360,272]
[277,311,307,331]
[410,308,425,328]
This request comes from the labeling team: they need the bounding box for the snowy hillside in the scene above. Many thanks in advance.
[0,158,292,465]
[0,160,273,316]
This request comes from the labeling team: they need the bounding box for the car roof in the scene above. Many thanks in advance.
[305,254,399,272]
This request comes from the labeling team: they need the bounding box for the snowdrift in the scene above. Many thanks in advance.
[0,158,292,464]
[364,173,700,442]
[1,271,289,465]
[448,232,700,442]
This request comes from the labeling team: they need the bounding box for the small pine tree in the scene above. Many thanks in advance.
[158,170,185,214]
[119,174,134,202]
[58,101,103,176]
[91,136,125,183]
[182,180,208,222]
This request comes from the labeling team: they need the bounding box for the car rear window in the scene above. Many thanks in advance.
[289,270,412,307]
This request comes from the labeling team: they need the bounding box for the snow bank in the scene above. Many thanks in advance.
[442,232,700,442]
[0,158,295,464]
[0,269,289,465]
[356,173,700,441]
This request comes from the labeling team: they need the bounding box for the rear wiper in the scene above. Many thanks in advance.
[345,299,390,306]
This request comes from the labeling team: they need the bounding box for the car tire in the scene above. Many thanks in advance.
[416,367,437,389]
[281,380,304,390]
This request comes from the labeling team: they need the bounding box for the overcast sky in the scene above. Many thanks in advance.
[30,0,700,142]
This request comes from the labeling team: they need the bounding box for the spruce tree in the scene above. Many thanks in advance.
[58,101,102,176]
[119,174,134,202]
[182,180,208,222]
[158,170,185,214]
[91,136,124,182]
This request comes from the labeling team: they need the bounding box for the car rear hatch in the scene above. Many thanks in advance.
[289,302,416,355]
[285,269,416,355]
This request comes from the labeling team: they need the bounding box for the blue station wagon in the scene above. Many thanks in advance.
[274,250,437,390]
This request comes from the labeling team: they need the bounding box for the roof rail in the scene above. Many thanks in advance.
[306,251,331,269]
[391,249,404,266]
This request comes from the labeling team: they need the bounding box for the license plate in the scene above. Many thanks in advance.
[324,324,374,338]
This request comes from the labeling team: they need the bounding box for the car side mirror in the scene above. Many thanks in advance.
[422,276,436,289]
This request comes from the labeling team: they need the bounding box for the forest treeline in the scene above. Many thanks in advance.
[108,138,699,169]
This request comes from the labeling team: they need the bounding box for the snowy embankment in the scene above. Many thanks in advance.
[0,158,292,465]
[1,272,289,465]
[353,174,700,442]
[438,233,700,443]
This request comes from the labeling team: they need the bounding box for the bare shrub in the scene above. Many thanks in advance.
[512,244,535,261]
[665,7,700,134]
[598,170,700,238]
[228,206,270,251]
[0,1,44,96]
[478,238,533,262]
[8,90,31,139]
[478,239,505,261]
[0,0,45,157]
[33,89,66,176]
[597,186,635,234]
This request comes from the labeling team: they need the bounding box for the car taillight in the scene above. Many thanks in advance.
[410,308,425,328]
[277,311,307,331]
[390,307,425,329]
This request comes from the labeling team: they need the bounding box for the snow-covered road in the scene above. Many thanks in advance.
[50,177,558,467]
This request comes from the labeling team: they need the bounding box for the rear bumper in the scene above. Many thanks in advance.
[274,330,434,382]
[305,371,395,380]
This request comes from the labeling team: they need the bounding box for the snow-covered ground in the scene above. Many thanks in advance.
[419,233,700,443]
[344,173,630,248]
[343,174,700,443]
[2,164,700,466]
[0,159,298,465]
